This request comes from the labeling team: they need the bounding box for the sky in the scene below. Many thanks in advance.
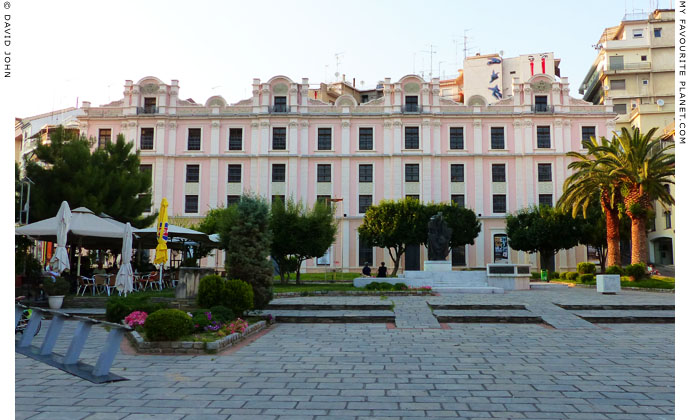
[3,0,675,118]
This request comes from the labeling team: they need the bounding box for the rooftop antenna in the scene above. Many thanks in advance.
[463,29,475,60]
[421,44,437,79]
[335,52,345,76]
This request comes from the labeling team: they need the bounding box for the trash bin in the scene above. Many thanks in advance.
[540,269,549,282]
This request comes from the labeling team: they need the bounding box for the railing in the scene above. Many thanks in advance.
[270,104,290,113]
[137,106,158,115]
[402,104,422,113]
[531,104,554,113]
[606,62,651,72]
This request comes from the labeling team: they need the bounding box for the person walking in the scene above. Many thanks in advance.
[377,262,387,278]
[362,262,371,277]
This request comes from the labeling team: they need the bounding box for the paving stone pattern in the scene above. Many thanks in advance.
[17,287,674,419]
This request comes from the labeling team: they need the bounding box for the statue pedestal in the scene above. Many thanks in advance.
[424,260,452,272]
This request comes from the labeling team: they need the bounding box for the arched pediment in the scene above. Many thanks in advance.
[334,94,356,107]
[136,76,165,86]
[205,95,227,107]
[466,95,487,106]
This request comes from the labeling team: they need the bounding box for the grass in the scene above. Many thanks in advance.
[273,283,360,293]
[274,272,360,283]
[554,275,675,290]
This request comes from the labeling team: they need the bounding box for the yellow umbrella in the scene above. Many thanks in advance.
[154,198,169,265]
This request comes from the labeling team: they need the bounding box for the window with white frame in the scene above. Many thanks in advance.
[450,164,464,182]
[405,127,419,149]
[359,127,373,150]
[405,164,419,182]
[227,164,241,183]
[449,127,464,149]
[359,164,373,182]
[228,128,243,150]
[317,128,332,150]
[187,128,201,151]
[490,127,505,149]
[186,165,200,183]
[317,164,331,182]
[272,127,286,150]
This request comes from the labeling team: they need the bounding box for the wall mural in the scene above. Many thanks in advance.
[489,85,502,100]
[487,57,502,100]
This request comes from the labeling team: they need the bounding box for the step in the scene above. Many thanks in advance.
[432,286,504,294]
[530,282,570,290]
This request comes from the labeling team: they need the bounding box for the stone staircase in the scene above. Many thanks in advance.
[401,271,504,294]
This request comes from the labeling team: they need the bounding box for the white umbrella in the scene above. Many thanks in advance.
[115,222,134,296]
[49,201,71,273]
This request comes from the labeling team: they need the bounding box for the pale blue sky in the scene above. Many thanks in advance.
[10,0,675,117]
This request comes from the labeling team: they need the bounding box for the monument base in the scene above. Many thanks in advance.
[424,260,453,272]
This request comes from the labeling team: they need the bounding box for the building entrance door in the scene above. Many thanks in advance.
[405,243,420,271]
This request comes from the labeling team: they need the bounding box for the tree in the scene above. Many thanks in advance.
[558,135,625,267]
[270,198,337,284]
[424,203,481,253]
[598,127,674,264]
[218,194,273,309]
[357,198,427,276]
[25,126,155,228]
[506,206,583,271]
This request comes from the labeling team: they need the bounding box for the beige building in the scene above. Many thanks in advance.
[580,9,675,267]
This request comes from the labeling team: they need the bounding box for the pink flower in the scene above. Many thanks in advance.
[124,311,148,327]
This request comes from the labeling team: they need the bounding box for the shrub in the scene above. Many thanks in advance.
[549,271,560,280]
[393,283,408,291]
[566,272,579,281]
[105,295,168,323]
[209,305,234,323]
[625,263,648,281]
[605,265,624,275]
[579,274,595,283]
[223,279,254,316]
[531,272,541,280]
[378,282,393,290]
[143,309,194,341]
[559,272,569,279]
[191,309,213,332]
[197,274,225,308]
[43,277,70,296]
[577,262,597,275]
[364,282,381,290]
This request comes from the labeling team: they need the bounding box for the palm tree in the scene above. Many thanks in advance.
[598,127,674,264]
[558,135,624,268]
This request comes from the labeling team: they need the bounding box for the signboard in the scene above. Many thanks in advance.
[494,234,508,262]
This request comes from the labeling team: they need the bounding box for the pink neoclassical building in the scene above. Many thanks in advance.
[77,53,616,273]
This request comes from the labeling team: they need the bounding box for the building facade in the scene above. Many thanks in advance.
[76,70,615,272]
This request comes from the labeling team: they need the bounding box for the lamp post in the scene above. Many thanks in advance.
[329,198,344,278]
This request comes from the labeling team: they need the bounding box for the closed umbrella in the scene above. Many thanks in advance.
[154,198,169,289]
[49,201,71,273]
[115,222,134,296]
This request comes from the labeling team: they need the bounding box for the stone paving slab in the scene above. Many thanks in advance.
[434,309,543,324]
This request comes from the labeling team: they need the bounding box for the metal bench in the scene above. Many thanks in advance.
[15,304,132,383]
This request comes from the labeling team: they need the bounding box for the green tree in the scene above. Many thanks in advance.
[598,127,674,264]
[424,202,481,253]
[270,198,337,284]
[506,206,583,271]
[25,127,155,227]
[357,198,428,276]
[219,194,273,309]
[558,135,625,267]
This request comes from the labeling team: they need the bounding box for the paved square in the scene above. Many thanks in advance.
[16,289,674,419]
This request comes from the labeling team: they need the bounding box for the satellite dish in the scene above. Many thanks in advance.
[335,72,340,79]
[656,99,665,106]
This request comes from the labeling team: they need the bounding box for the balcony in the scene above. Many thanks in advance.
[604,62,651,74]
[531,104,554,113]
[402,104,422,113]
[270,104,291,113]
[137,106,158,115]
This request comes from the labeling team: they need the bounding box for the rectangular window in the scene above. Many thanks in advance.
[317,195,331,205]
[641,55,647,61]
[98,129,111,149]
[359,164,373,182]
[632,28,644,38]
[185,164,200,183]
[539,194,553,207]
[228,128,243,150]
[317,164,331,182]
[139,164,152,212]
[534,95,549,112]
[492,164,506,182]
[490,127,505,149]
[450,164,464,182]
[359,236,373,267]
[187,128,201,151]
[317,128,332,150]
[359,127,373,150]
[609,56,624,70]
[642,79,649,85]
[665,211,672,229]
[405,127,420,149]
[359,195,372,214]
[493,194,506,213]
[406,195,420,201]
[360,94,369,104]
[581,126,596,145]
[449,127,464,150]
[536,126,551,148]
[140,127,154,150]
[185,195,198,214]
[613,104,627,114]
[654,28,662,37]
[273,96,287,112]
[272,195,285,205]
[451,194,465,208]
[405,164,420,182]
[537,163,552,182]
[610,79,626,90]
[227,164,241,183]
[404,96,419,112]
[272,164,286,182]
[452,246,466,266]
[226,195,240,206]
[143,97,157,114]
[272,127,286,150]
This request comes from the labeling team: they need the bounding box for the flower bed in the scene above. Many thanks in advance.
[127,319,270,354]
[274,289,435,298]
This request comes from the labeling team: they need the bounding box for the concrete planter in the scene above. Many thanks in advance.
[48,295,64,309]
[128,320,269,354]
[596,274,621,294]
